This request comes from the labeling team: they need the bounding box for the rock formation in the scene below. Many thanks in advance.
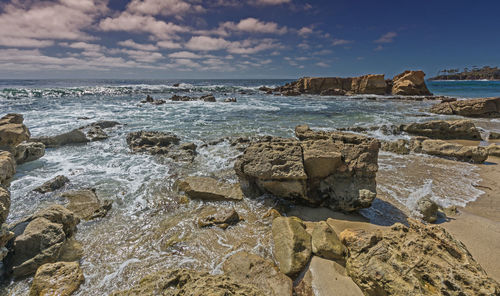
[409,137,488,163]
[14,142,45,164]
[235,125,379,211]
[0,186,13,261]
[430,97,500,118]
[272,70,432,97]
[295,256,364,296]
[341,220,500,295]
[416,196,439,223]
[222,251,293,296]
[488,144,500,157]
[126,131,197,161]
[401,119,482,140]
[391,70,432,95]
[60,189,112,220]
[7,205,79,278]
[169,94,216,102]
[29,261,84,296]
[110,269,265,296]
[197,207,240,229]
[34,175,70,194]
[272,217,312,277]
[0,151,16,186]
[175,176,243,201]
[0,114,30,149]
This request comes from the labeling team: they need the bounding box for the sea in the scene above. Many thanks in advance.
[0,79,499,295]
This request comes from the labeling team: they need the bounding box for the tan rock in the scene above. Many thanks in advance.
[34,175,70,194]
[488,144,500,157]
[295,256,364,296]
[197,207,240,229]
[410,137,488,163]
[430,97,500,118]
[342,221,500,295]
[14,141,45,164]
[9,205,80,278]
[0,186,10,224]
[301,140,342,178]
[0,151,16,186]
[416,196,439,223]
[29,261,84,296]
[175,176,243,201]
[110,269,265,296]
[272,217,312,277]
[311,221,346,261]
[351,74,387,95]
[401,119,481,140]
[0,113,30,148]
[223,251,293,296]
[391,70,432,96]
[61,189,112,220]
[381,139,410,154]
[31,129,88,148]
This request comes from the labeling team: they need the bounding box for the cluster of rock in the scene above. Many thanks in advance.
[270,70,432,97]
[430,97,500,118]
[170,94,216,102]
[126,131,197,162]
[31,120,120,147]
[235,125,380,212]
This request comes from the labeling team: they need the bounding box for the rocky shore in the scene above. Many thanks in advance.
[1,88,500,295]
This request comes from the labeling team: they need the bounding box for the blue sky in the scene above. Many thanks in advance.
[0,0,499,79]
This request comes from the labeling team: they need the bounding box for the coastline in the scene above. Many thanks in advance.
[441,155,500,282]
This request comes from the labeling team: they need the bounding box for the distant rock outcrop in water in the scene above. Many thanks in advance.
[430,97,500,118]
[272,70,432,97]
[430,66,500,80]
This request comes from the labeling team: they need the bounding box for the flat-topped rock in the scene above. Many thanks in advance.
[175,176,243,201]
[197,207,240,229]
[126,131,180,154]
[235,125,379,211]
[430,97,500,118]
[61,189,112,220]
[401,119,482,140]
[31,129,89,147]
[410,137,488,163]
[341,220,500,295]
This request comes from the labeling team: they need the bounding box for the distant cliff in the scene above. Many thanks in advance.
[430,66,500,80]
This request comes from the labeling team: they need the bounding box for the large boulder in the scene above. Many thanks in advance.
[60,189,112,220]
[430,97,500,118]
[295,256,364,296]
[34,175,70,194]
[29,261,84,296]
[391,70,432,96]
[31,129,89,148]
[223,251,293,296]
[410,137,488,163]
[0,186,10,225]
[401,119,482,140]
[8,205,79,278]
[235,126,379,211]
[341,220,500,296]
[14,142,45,164]
[175,176,243,201]
[0,151,16,186]
[0,113,30,148]
[272,217,312,277]
[110,269,265,296]
[350,74,387,95]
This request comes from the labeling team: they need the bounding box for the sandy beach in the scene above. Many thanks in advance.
[442,155,500,281]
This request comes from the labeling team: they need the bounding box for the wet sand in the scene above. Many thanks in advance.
[441,155,500,282]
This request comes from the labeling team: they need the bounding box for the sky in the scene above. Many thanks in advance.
[0,0,499,79]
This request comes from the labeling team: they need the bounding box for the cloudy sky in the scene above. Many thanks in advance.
[0,0,499,79]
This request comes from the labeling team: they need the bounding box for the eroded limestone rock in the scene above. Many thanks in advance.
[29,261,84,296]
[34,175,70,194]
[341,220,500,296]
[175,176,243,201]
[61,189,112,220]
[430,97,500,118]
